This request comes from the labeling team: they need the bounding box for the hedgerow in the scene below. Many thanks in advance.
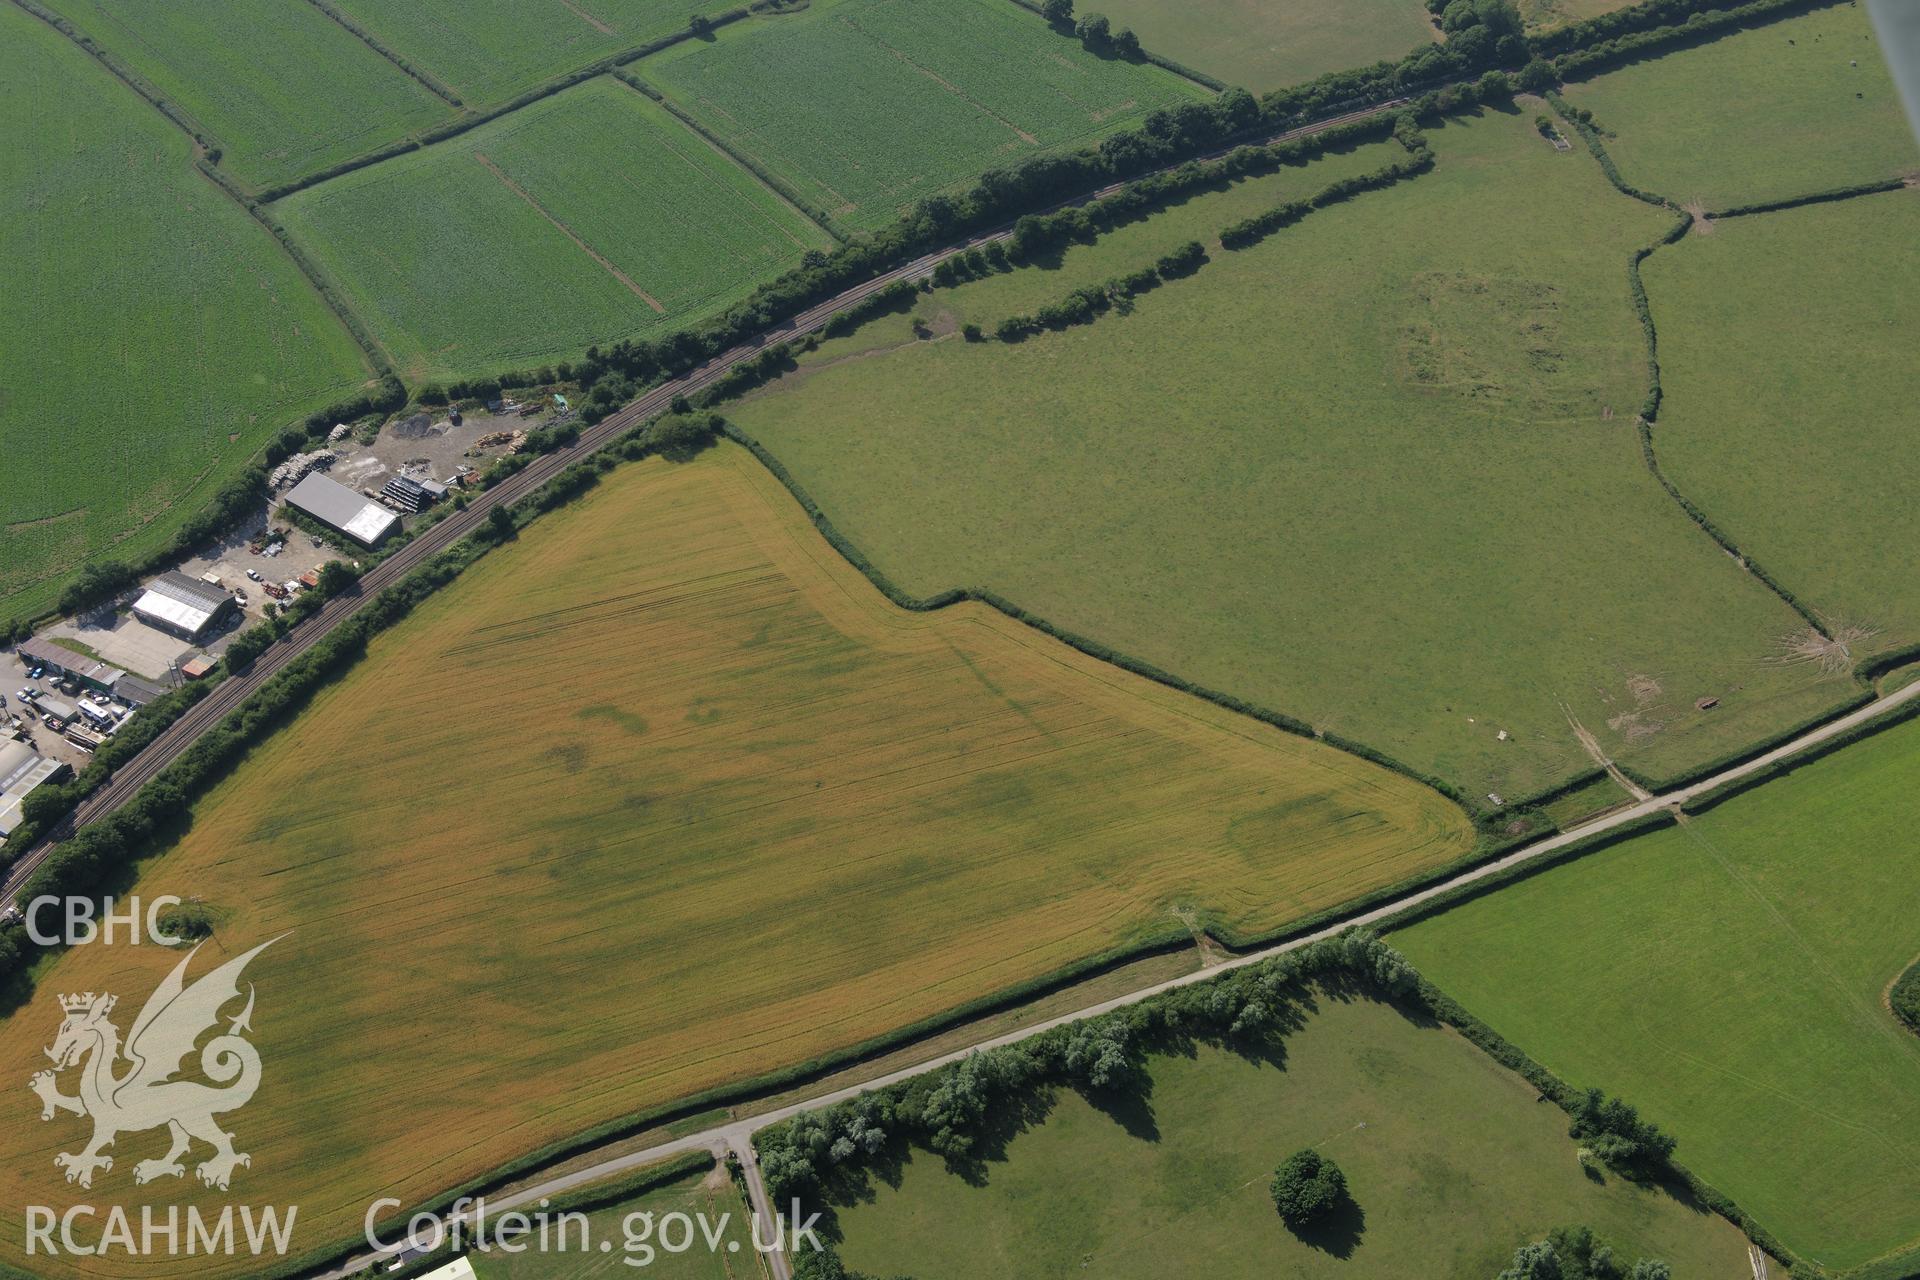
[756,930,1731,1278]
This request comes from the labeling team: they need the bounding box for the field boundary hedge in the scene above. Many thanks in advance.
[1545,93,1845,647]
[1710,176,1911,220]
[1675,688,1920,814]
[301,0,462,106]
[1547,0,1846,83]
[748,930,1793,1279]
[8,0,221,158]
[717,420,1480,813]
[248,4,791,203]
[989,118,1436,340]
[1004,0,1229,92]
[612,69,848,241]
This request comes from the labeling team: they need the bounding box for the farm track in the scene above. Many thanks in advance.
[0,94,1406,912]
[313,674,1920,1280]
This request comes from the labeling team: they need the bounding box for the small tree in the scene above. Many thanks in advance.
[1518,57,1558,92]
[651,411,721,462]
[688,11,711,34]
[1040,0,1073,24]
[1498,1240,1563,1280]
[1269,1149,1346,1228]
[1111,26,1140,57]
[1074,12,1110,48]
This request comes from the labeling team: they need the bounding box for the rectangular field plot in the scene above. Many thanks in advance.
[323,0,727,110]
[272,77,833,383]
[724,111,1853,801]
[41,0,453,190]
[1561,3,1918,209]
[1089,0,1437,93]
[640,0,1207,229]
[1643,189,1920,660]
[0,443,1472,1277]
[828,996,1754,1280]
[1394,713,1920,1270]
[0,2,374,622]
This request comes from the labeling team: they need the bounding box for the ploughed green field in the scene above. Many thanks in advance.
[830,993,1754,1279]
[272,77,832,383]
[639,0,1206,229]
[1393,712,1920,1271]
[0,1,374,624]
[1644,188,1920,659]
[0,444,1471,1278]
[322,0,728,110]
[1560,3,1918,208]
[724,109,1850,801]
[40,0,452,191]
[470,1163,754,1279]
[1082,0,1437,93]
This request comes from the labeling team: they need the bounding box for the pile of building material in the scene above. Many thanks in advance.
[269,448,339,490]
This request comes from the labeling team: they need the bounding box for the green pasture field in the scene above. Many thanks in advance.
[470,1165,754,1279]
[1560,3,1918,209]
[1537,772,1634,829]
[41,0,452,191]
[724,109,1851,801]
[322,0,729,111]
[0,2,374,623]
[272,77,832,383]
[1643,189,1920,660]
[830,993,1754,1279]
[805,136,1403,359]
[640,0,1207,229]
[1393,712,1920,1271]
[1087,0,1437,93]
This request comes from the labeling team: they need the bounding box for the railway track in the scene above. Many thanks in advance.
[0,95,1407,910]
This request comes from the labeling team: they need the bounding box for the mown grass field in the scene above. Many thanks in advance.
[273,78,832,383]
[323,0,727,110]
[1561,3,1918,208]
[0,1,375,624]
[41,0,452,191]
[471,1164,755,1279]
[1644,189,1920,660]
[0,444,1471,1277]
[1393,713,1920,1271]
[831,993,1754,1279]
[1088,0,1436,93]
[640,0,1206,229]
[724,109,1851,801]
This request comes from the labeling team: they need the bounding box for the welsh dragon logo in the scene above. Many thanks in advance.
[28,937,281,1191]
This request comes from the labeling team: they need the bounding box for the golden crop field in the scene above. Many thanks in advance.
[0,443,1471,1275]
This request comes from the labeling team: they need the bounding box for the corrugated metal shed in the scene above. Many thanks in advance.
[286,473,400,546]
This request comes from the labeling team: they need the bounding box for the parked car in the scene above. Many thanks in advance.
[246,568,262,582]
[26,666,42,679]
[16,689,34,701]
